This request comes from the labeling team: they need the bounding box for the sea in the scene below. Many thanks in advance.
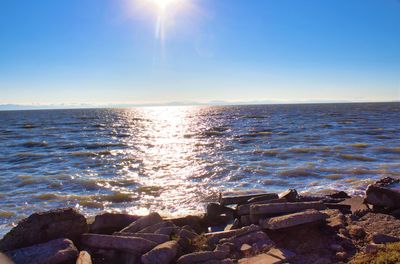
[0,102,399,236]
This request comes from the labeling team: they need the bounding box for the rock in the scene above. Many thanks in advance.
[327,191,350,199]
[238,253,282,264]
[357,212,400,238]
[182,225,197,234]
[313,257,332,264]
[371,233,400,244]
[224,219,239,231]
[335,251,349,261]
[267,247,296,261]
[120,212,163,233]
[177,229,198,240]
[0,208,87,251]
[324,210,346,230]
[364,243,383,254]
[339,197,369,214]
[324,203,351,214]
[240,244,252,255]
[240,215,251,226]
[207,203,236,217]
[278,189,298,202]
[365,177,400,209]
[81,234,157,255]
[250,201,326,216]
[166,215,206,234]
[177,251,228,264]
[141,241,178,264]
[6,238,78,264]
[237,199,287,216]
[205,224,261,245]
[0,253,13,264]
[247,194,281,204]
[113,232,170,244]
[155,227,177,236]
[260,210,328,230]
[76,251,92,264]
[202,259,234,264]
[330,244,344,252]
[222,231,274,251]
[138,221,175,233]
[220,193,278,205]
[90,213,139,234]
[348,225,366,239]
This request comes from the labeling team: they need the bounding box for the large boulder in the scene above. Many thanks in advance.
[365,177,400,209]
[260,209,327,230]
[0,208,88,251]
[89,213,139,234]
[120,212,162,233]
[6,238,78,264]
[141,241,178,264]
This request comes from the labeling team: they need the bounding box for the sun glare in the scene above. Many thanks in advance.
[149,0,179,12]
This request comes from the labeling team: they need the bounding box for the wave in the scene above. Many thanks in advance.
[339,154,376,162]
[21,141,48,147]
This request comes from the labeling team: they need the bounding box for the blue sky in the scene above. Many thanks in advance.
[0,0,399,106]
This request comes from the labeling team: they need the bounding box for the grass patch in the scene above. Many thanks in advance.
[350,242,400,264]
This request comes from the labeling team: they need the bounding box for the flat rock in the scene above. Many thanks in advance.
[90,213,139,234]
[137,221,175,233]
[260,209,327,230]
[224,231,273,251]
[220,193,278,205]
[81,233,157,255]
[0,208,87,251]
[339,196,368,214]
[6,238,78,264]
[177,251,228,264]
[250,201,326,216]
[205,224,261,245]
[113,232,169,244]
[141,240,178,264]
[120,212,162,233]
[371,233,400,244]
[267,247,296,261]
[365,177,400,209]
[166,215,205,234]
[278,189,298,202]
[76,251,92,264]
[238,253,283,264]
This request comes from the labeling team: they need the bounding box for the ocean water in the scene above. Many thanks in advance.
[0,102,399,235]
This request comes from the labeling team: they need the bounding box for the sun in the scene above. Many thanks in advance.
[149,0,179,12]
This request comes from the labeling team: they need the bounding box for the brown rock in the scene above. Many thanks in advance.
[205,224,261,245]
[6,238,78,264]
[238,253,282,264]
[177,251,228,264]
[348,225,366,239]
[141,241,178,264]
[177,229,198,240]
[120,212,162,233]
[166,215,206,234]
[357,212,400,238]
[260,210,327,230]
[237,199,287,216]
[250,201,326,216]
[339,196,368,214]
[206,203,236,218]
[155,226,178,236]
[327,191,350,199]
[222,231,273,251]
[267,247,296,261]
[113,232,170,244]
[90,213,139,234]
[0,208,87,251]
[81,233,157,255]
[76,251,92,264]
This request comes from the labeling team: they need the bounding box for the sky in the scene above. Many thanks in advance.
[0,0,399,106]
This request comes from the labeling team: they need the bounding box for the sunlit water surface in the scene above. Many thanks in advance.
[0,103,399,235]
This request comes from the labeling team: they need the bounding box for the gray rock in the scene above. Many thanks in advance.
[250,201,326,216]
[237,199,287,216]
[166,215,205,234]
[81,233,157,254]
[177,251,228,264]
[141,241,178,264]
[90,213,139,234]
[120,212,162,233]
[113,232,170,244]
[76,251,92,264]
[6,238,78,264]
[0,208,87,251]
[177,229,198,240]
[260,209,328,230]
[155,226,178,236]
[365,177,400,209]
[206,203,236,218]
[223,231,274,251]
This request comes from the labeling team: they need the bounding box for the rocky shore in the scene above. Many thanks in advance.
[1,177,400,264]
